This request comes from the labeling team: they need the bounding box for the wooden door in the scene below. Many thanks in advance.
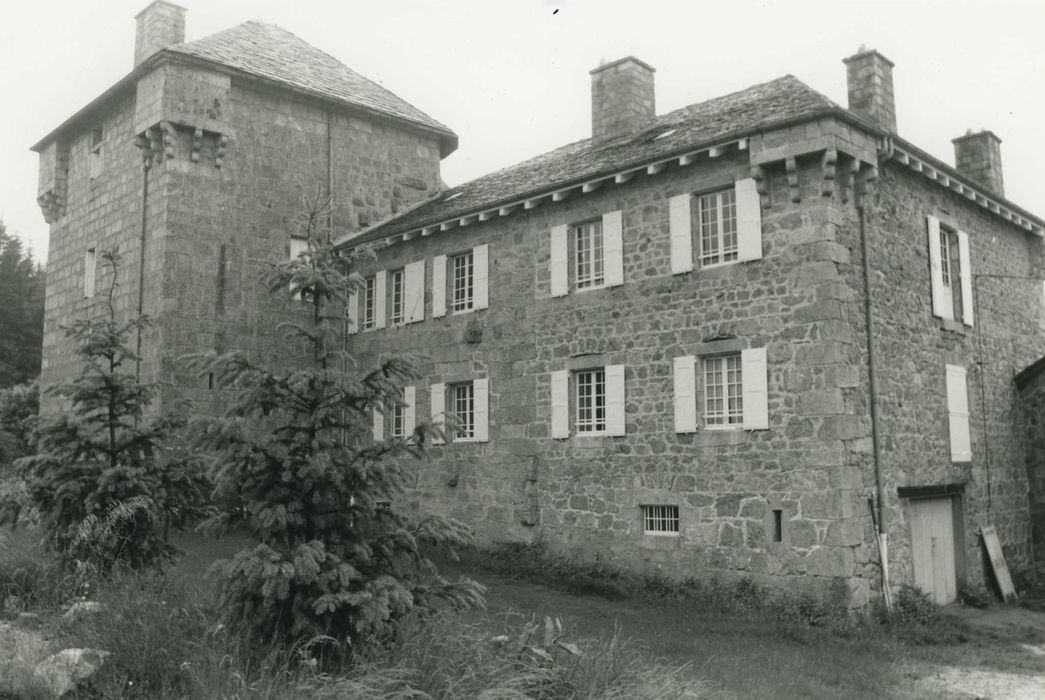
[909,497,958,604]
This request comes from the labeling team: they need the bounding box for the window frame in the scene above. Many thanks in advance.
[89,128,104,181]
[574,367,607,434]
[83,248,96,299]
[389,268,405,325]
[703,353,744,429]
[450,251,475,314]
[696,188,738,268]
[572,218,606,292]
[641,504,680,537]
[938,225,963,319]
[360,275,377,331]
[391,388,407,439]
[450,381,476,441]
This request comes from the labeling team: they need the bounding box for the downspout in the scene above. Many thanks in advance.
[135,158,150,381]
[858,197,893,613]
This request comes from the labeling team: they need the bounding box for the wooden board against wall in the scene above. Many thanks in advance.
[980,526,1017,603]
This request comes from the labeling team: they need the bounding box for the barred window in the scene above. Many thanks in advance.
[574,220,604,290]
[452,382,475,440]
[390,268,405,325]
[704,354,743,426]
[361,275,376,330]
[642,505,680,535]
[698,189,738,266]
[392,388,406,438]
[452,252,474,312]
[575,368,606,433]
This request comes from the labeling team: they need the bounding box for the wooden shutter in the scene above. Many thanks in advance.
[946,364,971,462]
[957,230,974,327]
[403,386,416,434]
[669,194,693,274]
[551,370,569,438]
[430,382,445,444]
[550,225,568,297]
[346,290,359,334]
[603,210,624,287]
[741,347,769,430]
[404,260,425,323]
[673,355,697,433]
[473,244,489,310]
[605,364,626,436]
[735,178,763,262]
[372,407,384,441]
[927,216,951,320]
[432,254,447,317]
[373,270,387,329]
[474,377,489,442]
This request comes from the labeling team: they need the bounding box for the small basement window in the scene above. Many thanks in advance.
[771,509,783,543]
[642,505,680,536]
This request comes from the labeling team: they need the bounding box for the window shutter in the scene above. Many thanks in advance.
[347,290,359,334]
[404,260,425,323]
[550,370,569,438]
[403,386,416,434]
[741,347,769,430]
[473,244,489,310]
[550,225,568,297]
[669,194,693,274]
[372,407,384,441]
[605,364,626,436]
[735,179,763,262]
[430,382,446,444]
[927,216,951,320]
[946,364,971,462]
[673,355,697,433]
[432,255,447,318]
[957,230,974,327]
[373,270,387,329]
[603,210,624,287]
[474,377,489,442]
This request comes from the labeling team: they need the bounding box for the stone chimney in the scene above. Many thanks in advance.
[134,1,186,68]
[590,57,656,144]
[842,47,896,133]
[952,130,1004,197]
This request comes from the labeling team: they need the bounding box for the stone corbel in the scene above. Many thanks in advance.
[786,157,800,203]
[750,164,769,208]
[160,121,176,160]
[215,134,229,169]
[191,128,203,163]
[821,148,837,197]
[856,164,879,207]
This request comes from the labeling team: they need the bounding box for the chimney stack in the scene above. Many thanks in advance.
[134,1,186,68]
[952,130,1004,197]
[590,57,656,144]
[842,47,896,133]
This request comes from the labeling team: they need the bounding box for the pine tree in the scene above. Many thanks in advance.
[0,221,46,388]
[192,199,484,652]
[6,250,210,568]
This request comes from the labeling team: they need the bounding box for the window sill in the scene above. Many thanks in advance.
[938,318,969,334]
[699,259,740,270]
[642,531,680,538]
[451,436,483,444]
[704,423,744,431]
[574,283,609,295]
[450,306,477,316]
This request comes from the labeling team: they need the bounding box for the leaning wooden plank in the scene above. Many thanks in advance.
[980,526,1017,603]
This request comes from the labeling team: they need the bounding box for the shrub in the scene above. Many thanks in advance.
[0,379,38,473]
[191,198,483,654]
[891,584,940,626]
[3,250,211,571]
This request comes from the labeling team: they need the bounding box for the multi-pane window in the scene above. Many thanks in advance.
[939,227,963,318]
[361,275,376,330]
[574,220,605,290]
[704,354,743,426]
[392,388,406,438]
[940,230,953,288]
[575,368,606,433]
[451,252,474,312]
[697,189,738,266]
[642,505,680,535]
[390,268,405,325]
[452,382,475,440]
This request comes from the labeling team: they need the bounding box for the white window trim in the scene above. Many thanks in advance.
[703,354,744,429]
[574,367,607,435]
[641,504,681,537]
[450,250,475,315]
[390,268,405,326]
[697,188,739,269]
[360,275,377,331]
[573,219,606,292]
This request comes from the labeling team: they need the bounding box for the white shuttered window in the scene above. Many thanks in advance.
[669,194,693,274]
[430,382,446,444]
[946,364,972,462]
[432,254,447,318]
[673,355,697,433]
[404,260,425,323]
[550,370,569,438]
[550,225,569,297]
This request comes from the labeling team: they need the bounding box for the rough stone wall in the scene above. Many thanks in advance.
[350,150,875,606]
[1019,369,1045,577]
[865,163,1044,588]
[39,92,166,411]
[590,58,655,144]
[952,131,1005,198]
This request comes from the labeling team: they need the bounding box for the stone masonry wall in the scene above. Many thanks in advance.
[350,149,876,606]
[865,163,1044,589]
[1019,369,1045,578]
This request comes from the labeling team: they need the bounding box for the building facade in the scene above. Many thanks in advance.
[36,3,1045,609]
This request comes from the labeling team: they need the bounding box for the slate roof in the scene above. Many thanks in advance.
[350,75,845,243]
[169,22,455,148]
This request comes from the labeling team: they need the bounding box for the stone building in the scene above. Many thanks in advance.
[35,3,1045,608]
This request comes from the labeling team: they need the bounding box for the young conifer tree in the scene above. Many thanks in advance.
[8,250,210,569]
[192,199,484,650]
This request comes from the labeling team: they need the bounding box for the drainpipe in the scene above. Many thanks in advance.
[858,199,893,613]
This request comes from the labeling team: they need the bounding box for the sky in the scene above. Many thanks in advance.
[2,0,1043,263]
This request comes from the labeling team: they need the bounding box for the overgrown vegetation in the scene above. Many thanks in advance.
[189,199,483,653]
[0,250,209,570]
[0,221,46,390]
[0,380,38,474]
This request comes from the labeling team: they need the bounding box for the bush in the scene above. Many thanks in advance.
[891,584,940,626]
[0,527,83,612]
[0,380,38,473]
